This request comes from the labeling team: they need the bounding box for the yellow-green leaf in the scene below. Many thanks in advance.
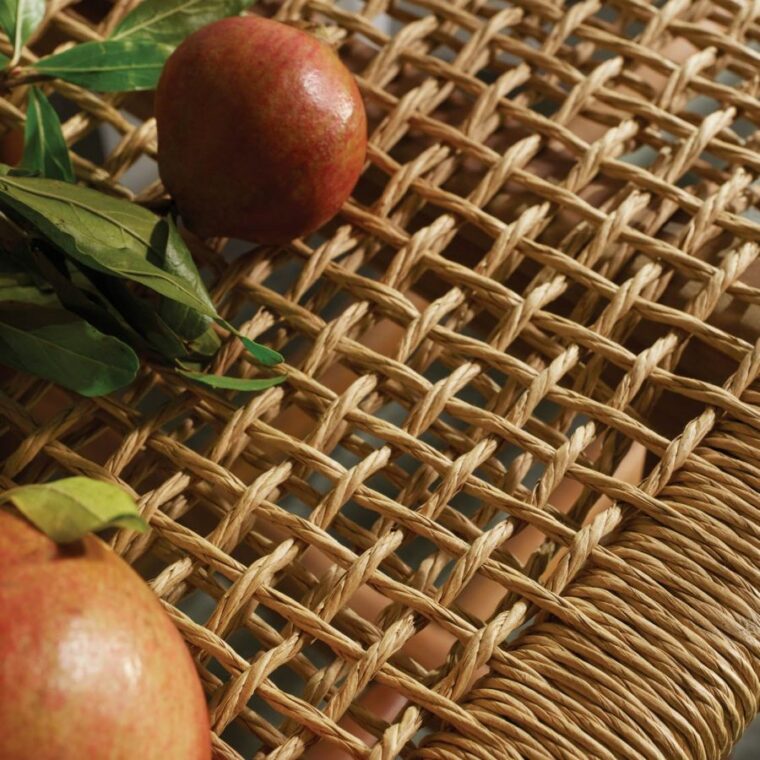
[2,477,147,543]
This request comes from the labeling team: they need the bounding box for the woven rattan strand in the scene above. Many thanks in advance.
[1,0,760,758]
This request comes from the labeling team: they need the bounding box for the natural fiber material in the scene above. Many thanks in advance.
[2,1,760,758]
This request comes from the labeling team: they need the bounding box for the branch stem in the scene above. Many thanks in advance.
[0,71,52,93]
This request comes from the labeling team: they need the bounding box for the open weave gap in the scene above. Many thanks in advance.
[1,0,759,758]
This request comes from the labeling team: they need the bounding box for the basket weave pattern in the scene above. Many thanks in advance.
[2,0,760,758]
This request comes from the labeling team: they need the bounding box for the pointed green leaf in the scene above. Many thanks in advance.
[112,0,252,47]
[238,334,284,366]
[216,317,283,366]
[0,173,218,317]
[155,216,211,340]
[0,0,45,64]
[2,477,147,543]
[32,39,172,92]
[0,304,139,396]
[178,368,285,391]
[22,87,75,182]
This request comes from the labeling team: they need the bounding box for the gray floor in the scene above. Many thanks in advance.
[733,718,760,759]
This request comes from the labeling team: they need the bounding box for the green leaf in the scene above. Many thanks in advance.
[77,265,188,359]
[0,263,30,288]
[25,244,142,345]
[187,324,221,357]
[0,242,51,289]
[0,173,218,317]
[0,303,139,396]
[238,334,283,366]
[178,368,285,391]
[1,477,147,543]
[216,318,283,366]
[155,216,211,340]
[0,283,56,305]
[112,0,252,47]
[0,0,45,64]
[32,39,172,92]
[0,254,57,309]
[159,304,208,339]
[22,87,75,182]
[0,251,58,305]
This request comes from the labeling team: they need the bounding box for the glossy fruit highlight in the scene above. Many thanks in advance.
[0,508,211,760]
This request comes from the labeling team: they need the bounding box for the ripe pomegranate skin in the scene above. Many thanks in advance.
[0,127,24,166]
[0,509,211,760]
[155,16,367,243]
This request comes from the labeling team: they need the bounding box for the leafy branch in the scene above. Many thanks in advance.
[0,0,254,92]
[0,171,283,395]
[0,0,283,397]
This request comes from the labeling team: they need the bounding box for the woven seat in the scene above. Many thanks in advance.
[1,0,759,758]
